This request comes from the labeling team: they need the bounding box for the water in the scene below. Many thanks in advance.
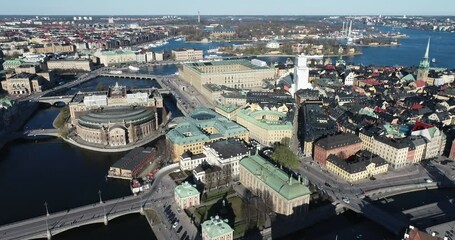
[150,39,242,55]
[63,76,162,95]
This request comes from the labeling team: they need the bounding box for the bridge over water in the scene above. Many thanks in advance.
[0,164,179,240]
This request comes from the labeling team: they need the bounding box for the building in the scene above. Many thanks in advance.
[69,83,163,147]
[1,73,47,95]
[180,152,208,171]
[417,38,431,83]
[411,121,445,159]
[2,59,23,71]
[166,108,249,161]
[326,150,389,182]
[403,225,442,240]
[204,138,251,180]
[235,107,293,146]
[313,133,362,165]
[290,54,312,96]
[373,136,413,169]
[299,103,338,157]
[174,181,200,210]
[108,147,157,179]
[201,216,234,240]
[179,60,275,93]
[172,48,203,61]
[47,59,94,71]
[95,50,137,66]
[240,155,311,216]
[31,43,75,54]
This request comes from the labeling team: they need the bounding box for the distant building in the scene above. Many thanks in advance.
[1,73,47,95]
[166,108,249,161]
[201,216,234,240]
[154,52,164,61]
[313,133,362,165]
[47,59,94,71]
[326,150,389,182]
[174,181,200,210]
[30,43,75,54]
[290,54,312,96]
[172,48,203,61]
[95,50,137,66]
[2,59,23,71]
[240,155,311,216]
[180,152,208,171]
[178,60,275,93]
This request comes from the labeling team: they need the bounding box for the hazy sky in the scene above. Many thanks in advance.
[0,0,453,16]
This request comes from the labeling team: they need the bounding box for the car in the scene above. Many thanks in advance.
[342,198,350,204]
[324,182,332,187]
[425,179,433,183]
[172,221,179,228]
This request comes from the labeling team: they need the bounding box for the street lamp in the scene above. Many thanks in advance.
[98,190,108,225]
[44,201,51,239]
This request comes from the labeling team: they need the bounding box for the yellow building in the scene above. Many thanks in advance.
[31,43,75,54]
[95,50,137,66]
[326,151,389,182]
[235,106,293,146]
[166,108,249,161]
[179,60,275,93]
[47,59,94,71]
[1,73,46,95]
[240,155,311,216]
[172,48,203,61]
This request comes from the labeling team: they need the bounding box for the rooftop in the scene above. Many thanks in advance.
[111,147,155,171]
[202,216,233,238]
[184,59,272,74]
[327,150,388,174]
[175,181,199,199]
[315,133,361,150]
[240,155,311,200]
[236,108,293,131]
[206,139,250,159]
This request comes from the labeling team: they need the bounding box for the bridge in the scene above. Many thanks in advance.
[24,129,60,138]
[37,95,76,105]
[0,164,179,240]
[366,182,441,200]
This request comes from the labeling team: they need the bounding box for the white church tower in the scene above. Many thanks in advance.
[291,54,312,96]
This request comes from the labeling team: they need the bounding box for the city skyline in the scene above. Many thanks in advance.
[0,0,454,16]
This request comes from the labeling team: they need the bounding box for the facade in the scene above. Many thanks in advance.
[373,136,413,169]
[201,216,234,240]
[180,152,208,171]
[174,181,200,210]
[240,155,311,216]
[95,50,137,66]
[203,139,251,180]
[31,43,75,54]
[235,108,293,146]
[313,133,362,165]
[179,60,275,93]
[47,59,94,71]
[326,150,389,182]
[69,83,163,147]
[166,108,249,161]
[172,48,203,61]
[290,54,312,96]
[411,121,445,159]
[1,73,46,95]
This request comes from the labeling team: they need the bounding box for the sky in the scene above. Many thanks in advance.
[0,0,453,16]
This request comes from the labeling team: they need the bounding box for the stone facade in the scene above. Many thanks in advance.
[172,48,203,61]
[47,59,94,71]
[175,181,200,210]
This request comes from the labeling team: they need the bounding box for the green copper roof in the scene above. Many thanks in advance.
[236,109,293,131]
[216,103,241,114]
[175,181,199,199]
[202,216,233,238]
[166,107,248,145]
[240,155,310,200]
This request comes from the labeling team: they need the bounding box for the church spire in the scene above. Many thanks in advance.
[424,37,430,59]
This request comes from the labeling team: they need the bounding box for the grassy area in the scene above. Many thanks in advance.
[144,209,161,226]
[191,195,249,238]
[54,106,70,129]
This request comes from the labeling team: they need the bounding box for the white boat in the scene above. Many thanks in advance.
[207,48,219,53]
[128,66,140,71]
[175,37,184,41]
[149,43,157,48]
[109,70,123,74]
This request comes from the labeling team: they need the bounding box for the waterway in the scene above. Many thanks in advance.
[1,28,455,239]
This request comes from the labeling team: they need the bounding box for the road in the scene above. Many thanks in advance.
[0,164,179,240]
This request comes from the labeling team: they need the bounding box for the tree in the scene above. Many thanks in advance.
[96,82,106,91]
[271,145,300,170]
[280,137,291,146]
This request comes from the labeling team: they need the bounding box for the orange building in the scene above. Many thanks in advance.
[313,133,361,165]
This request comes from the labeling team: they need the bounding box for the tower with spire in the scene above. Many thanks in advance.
[417,38,431,82]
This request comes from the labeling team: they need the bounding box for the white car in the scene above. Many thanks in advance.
[172,221,179,228]
[425,179,433,183]
[342,198,350,204]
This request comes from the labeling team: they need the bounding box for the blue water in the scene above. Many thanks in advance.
[150,39,241,55]
[63,76,162,95]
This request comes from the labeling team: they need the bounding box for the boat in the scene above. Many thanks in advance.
[109,70,123,74]
[207,48,219,53]
[432,58,436,63]
[174,37,184,41]
[128,66,140,71]
[149,43,157,48]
